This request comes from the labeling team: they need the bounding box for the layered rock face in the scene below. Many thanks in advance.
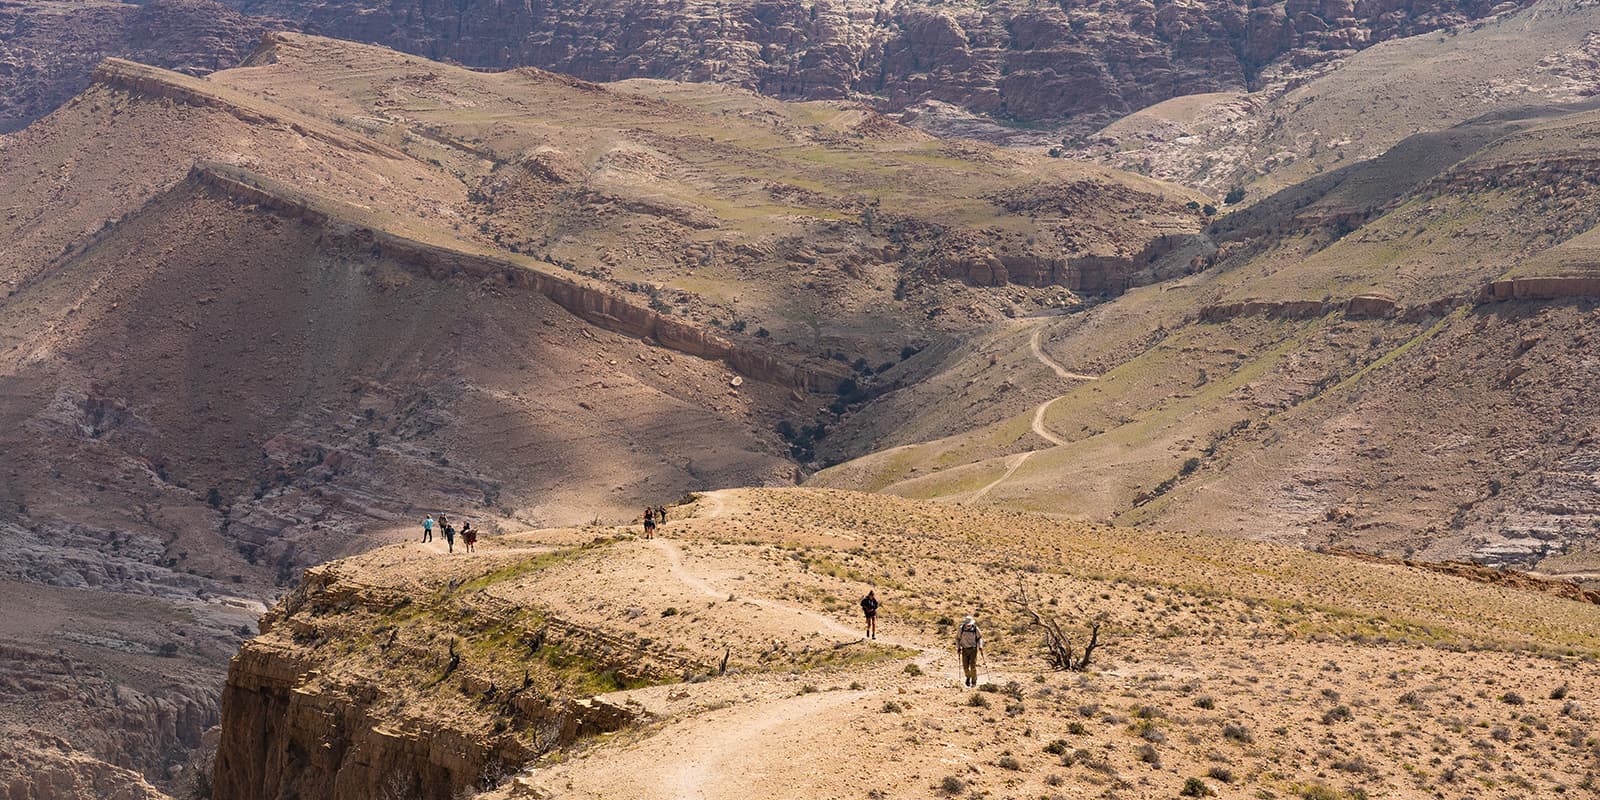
[224,0,1527,126]
[0,0,284,132]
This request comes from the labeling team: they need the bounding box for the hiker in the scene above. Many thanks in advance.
[442,519,456,553]
[956,616,983,688]
[860,590,880,639]
[655,505,667,524]
[422,514,434,543]
[461,522,477,553]
[643,506,656,539]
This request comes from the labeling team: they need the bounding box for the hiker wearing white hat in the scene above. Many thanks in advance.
[956,616,983,687]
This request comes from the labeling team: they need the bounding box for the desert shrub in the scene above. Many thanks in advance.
[1133,720,1167,744]
[1502,691,1526,706]
[1397,691,1424,709]
[1066,721,1087,735]
[903,663,924,677]
[1181,777,1214,797]
[1206,766,1235,783]
[968,693,990,708]
[1194,695,1215,710]
[1297,783,1340,800]
[1136,743,1161,766]
[1221,723,1253,743]
[997,755,1021,771]
[1552,684,1571,700]
[1045,739,1070,755]
[1321,705,1353,724]
[1333,755,1373,774]
[939,776,966,794]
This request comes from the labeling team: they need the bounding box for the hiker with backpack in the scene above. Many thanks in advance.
[422,514,434,543]
[461,522,477,553]
[643,506,656,539]
[860,590,880,639]
[442,518,456,553]
[956,616,983,687]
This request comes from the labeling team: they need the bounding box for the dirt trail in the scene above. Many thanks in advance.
[659,689,869,799]
[652,537,939,658]
[964,451,1034,503]
[491,493,1016,799]
[896,320,1089,501]
[1029,325,1099,382]
[509,525,968,799]
[1031,395,1067,446]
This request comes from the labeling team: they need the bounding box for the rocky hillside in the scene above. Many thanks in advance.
[0,0,284,133]
[216,488,1600,799]
[221,0,1532,135]
[815,93,1600,575]
[0,0,1539,137]
[1078,0,1600,198]
[0,35,1199,797]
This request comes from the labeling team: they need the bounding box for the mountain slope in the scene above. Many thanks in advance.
[815,96,1600,572]
[1082,0,1600,197]
[0,34,1204,796]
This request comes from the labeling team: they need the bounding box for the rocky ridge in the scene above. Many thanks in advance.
[0,0,284,133]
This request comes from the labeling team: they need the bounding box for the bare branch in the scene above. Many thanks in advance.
[1010,574,1107,671]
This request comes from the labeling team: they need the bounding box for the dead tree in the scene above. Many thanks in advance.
[1010,577,1103,671]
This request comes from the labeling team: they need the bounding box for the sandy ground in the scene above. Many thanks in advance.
[269,486,1600,800]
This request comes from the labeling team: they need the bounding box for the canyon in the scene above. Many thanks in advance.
[3,2,1600,797]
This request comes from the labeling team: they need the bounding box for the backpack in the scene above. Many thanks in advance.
[957,623,980,649]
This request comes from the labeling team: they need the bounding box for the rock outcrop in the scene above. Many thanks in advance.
[933,233,1211,295]
[1480,276,1600,302]
[211,557,689,800]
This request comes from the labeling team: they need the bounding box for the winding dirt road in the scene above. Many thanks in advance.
[951,320,1091,502]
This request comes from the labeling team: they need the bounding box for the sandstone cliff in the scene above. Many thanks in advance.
[222,0,1529,131]
[212,557,656,800]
